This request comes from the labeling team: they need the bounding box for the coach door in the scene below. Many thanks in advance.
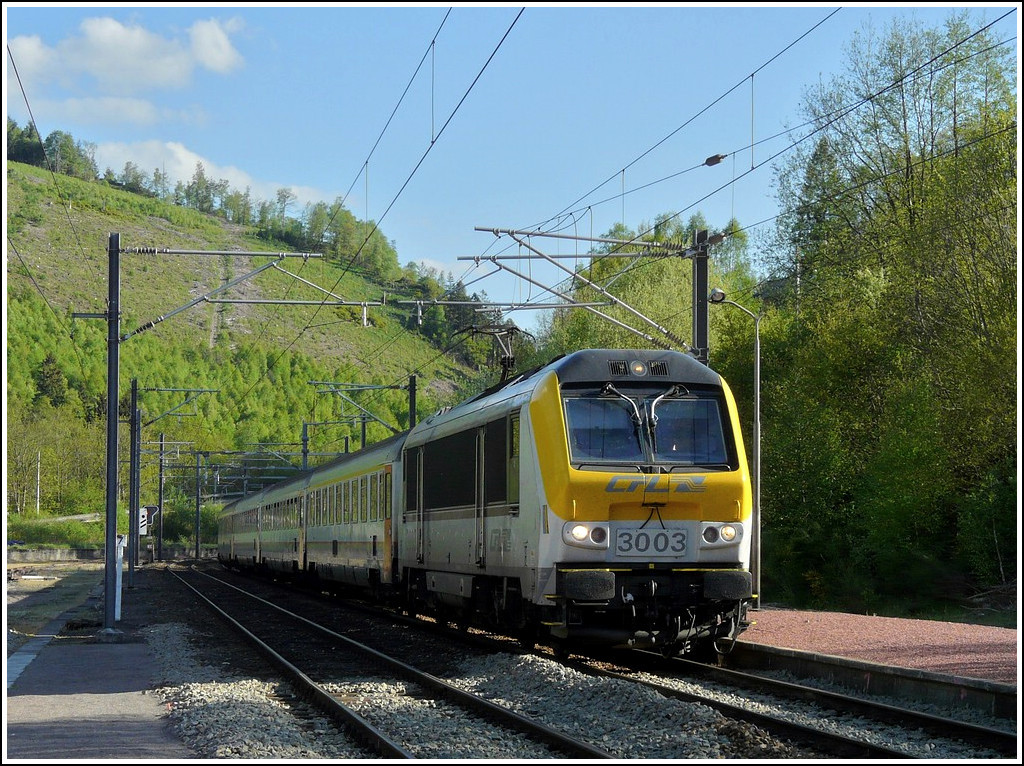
[405,447,425,564]
[475,429,486,567]
[381,467,393,582]
[298,492,307,573]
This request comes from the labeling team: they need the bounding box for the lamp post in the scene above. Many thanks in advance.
[709,288,761,609]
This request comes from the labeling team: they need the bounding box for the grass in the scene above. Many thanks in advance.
[6,561,106,654]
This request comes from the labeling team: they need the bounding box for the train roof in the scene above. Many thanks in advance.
[461,348,721,403]
[220,429,408,513]
[409,348,724,439]
[547,348,723,387]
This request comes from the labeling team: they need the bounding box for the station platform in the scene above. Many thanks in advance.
[4,593,194,761]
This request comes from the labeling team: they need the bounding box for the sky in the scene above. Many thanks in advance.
[4,3,1020,334]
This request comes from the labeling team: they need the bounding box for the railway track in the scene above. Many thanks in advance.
[693,648,1017,752]
[723,638,1017,721]
[300,576,1013,759]
[184,565,1014,759]
[571,649,1015,759]
[171,567,613,759]
[309,580,1015,759]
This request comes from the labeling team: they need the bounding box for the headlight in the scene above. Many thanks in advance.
[701,523,740,546]
[562,522,610,550]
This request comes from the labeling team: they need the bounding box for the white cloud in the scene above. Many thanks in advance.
[9,96,207,132]
[412,258,458,278]
[62,18,195,93]
[6,34,58,85]
[189,18,244,74]
[92,140,336,210]
[7,16,244,96]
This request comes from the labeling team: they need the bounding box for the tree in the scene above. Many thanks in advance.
[7,118,45,165]
[151,167,171,199]
[276,187,297,219]
[223,186,253,225]
[32,353,68,408]
[760,10,1016,606]
[186,162,213,213]
[42,130,98,180]
[120,161,148,194]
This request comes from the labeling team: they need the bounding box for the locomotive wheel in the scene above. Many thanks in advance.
[551,640,571,661]
[517,624,538,651]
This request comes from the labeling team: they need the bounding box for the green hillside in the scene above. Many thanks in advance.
[6,160,491,520]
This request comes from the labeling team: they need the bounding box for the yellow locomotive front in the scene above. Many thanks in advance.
[528,349,753,656]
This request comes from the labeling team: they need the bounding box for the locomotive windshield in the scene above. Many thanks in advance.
[564,388,731,468]
[565,397,645,462]
[647,398,728,464]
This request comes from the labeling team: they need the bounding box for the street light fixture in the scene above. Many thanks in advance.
[709,288,761,609]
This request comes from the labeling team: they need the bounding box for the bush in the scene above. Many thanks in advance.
[6,517,106,548]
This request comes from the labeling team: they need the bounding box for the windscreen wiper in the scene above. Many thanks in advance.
[648,384,688,452]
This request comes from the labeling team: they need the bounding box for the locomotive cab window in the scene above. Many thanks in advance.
[650,398,729,465]
[564,388,736,469]
[565,397,644,463]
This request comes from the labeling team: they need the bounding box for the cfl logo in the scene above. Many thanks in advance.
[605,476,706,493]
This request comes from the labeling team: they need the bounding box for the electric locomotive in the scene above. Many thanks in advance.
[218,348,753,657]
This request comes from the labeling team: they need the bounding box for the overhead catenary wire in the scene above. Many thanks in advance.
[9,9,1012,466]
[477,8,1016,326]
[232,8,525,412]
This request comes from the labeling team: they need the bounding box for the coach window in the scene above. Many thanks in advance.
[383,472,392,519]
[370,472,379,522]
[360,476,369,523]
[342,481,351,524]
